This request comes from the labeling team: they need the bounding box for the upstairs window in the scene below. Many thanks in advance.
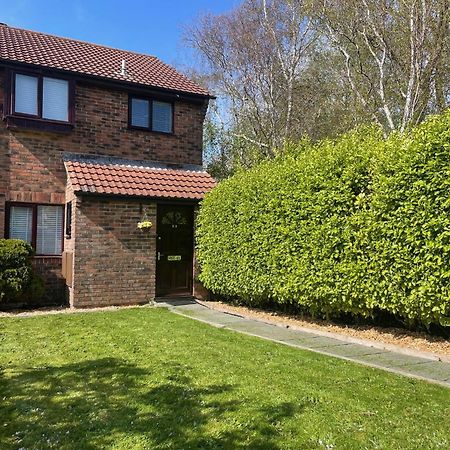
[8,203,64,256]
[152,101,172,133]
[15,74,38,116]
[129,96,173,133]
[131,98,150,128]
[13,72,70,122]
[43,77,69,121]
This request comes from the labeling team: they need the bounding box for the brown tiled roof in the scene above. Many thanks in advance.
[64,155,216,200]
[0,24,211,97]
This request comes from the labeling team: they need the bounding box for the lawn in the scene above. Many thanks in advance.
[0,308,449,449]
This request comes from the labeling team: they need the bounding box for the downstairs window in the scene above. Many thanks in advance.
[8,204,64,256]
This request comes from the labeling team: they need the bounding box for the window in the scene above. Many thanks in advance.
[129,96,173,133]
[8,204,64,256]
[12,72,70,122]
[15,74,38,116]
[130,98,149,128]
[152,101,172,133]
[65,202,72,239]
[9,206,33,244]
[43,77,69,121]
[36,206,63,255]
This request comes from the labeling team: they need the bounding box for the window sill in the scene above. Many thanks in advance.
[5,115,74,134]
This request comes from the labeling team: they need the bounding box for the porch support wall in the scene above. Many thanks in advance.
[68,194,157,308]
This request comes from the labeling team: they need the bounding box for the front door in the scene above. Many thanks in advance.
[156,204,194,297]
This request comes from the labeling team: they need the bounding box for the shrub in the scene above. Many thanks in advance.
[0,239,44,303]
[366,112,450,325]
[196,111,450,327]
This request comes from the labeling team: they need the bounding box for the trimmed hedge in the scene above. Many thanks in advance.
[196,111,450,327]
[0,239,44,304]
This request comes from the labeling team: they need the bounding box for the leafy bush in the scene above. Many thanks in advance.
[366,112,450,325]
[197,111,450,327]
[0,239,44,303]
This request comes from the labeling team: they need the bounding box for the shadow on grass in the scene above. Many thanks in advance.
[0,358,300,449]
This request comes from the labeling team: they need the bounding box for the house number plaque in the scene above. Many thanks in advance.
[167,255,182,261]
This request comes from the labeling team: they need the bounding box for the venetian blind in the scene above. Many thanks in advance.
[9,206,33,244]
[15,74,38,116]
[152,101,172,133]
[131,98,150,128]
[43,78,69,121]
[36,205,63,255]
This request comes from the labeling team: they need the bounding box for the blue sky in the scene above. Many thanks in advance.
[1,0,238,66]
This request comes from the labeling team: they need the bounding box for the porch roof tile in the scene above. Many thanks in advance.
[64,154,216,201]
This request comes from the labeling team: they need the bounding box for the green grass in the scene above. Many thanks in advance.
[0,308,449,449]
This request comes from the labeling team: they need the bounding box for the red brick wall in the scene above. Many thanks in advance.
[32,257,66,305]
[0,67,207,305]
[0,68,207,204]
[63,181,77,295]
[69,196,157,307]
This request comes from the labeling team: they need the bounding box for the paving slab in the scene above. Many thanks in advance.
[227,321,301,341]
[357,351,435,368]
[402,361,450,382]
[164,300,450,388]
[321,343,390,358]
[174,306,246,326]
[284,335,351,349]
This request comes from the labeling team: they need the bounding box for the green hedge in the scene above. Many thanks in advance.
[196,111,450,327]
[0,239,44,303]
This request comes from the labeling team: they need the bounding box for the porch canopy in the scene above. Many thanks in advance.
[63,153,216,200]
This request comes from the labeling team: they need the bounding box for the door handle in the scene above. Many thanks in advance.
[157,252,161,261]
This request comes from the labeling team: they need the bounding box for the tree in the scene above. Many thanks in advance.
[185,0,318,154]
[319,0,450,132]
[184,0,449,176]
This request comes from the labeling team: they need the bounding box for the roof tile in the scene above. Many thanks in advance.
[0,24,211,97]
[64,157,216,201]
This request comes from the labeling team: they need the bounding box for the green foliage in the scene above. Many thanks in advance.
[366,111,450,325]
[197,111,450,327]
[0,239,44,303]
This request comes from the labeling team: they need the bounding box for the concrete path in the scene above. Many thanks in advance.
[159,299,450,388]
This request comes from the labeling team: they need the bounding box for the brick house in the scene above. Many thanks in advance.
[0,24,215,307]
